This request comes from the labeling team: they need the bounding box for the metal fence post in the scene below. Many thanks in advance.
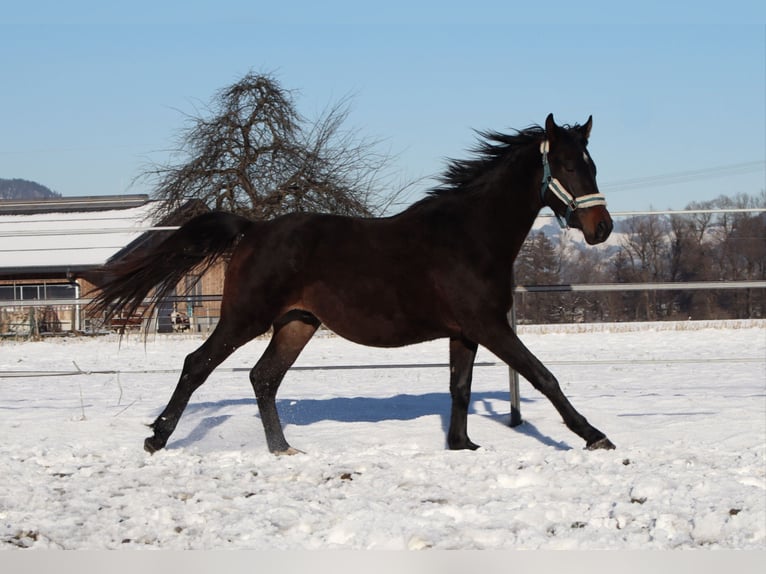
[508,275,522,427]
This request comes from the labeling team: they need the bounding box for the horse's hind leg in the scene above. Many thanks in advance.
[144,320,268,453]
[447,336,480,450]
[250,310,320,454]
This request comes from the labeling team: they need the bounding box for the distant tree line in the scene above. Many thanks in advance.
[514,192,766,323]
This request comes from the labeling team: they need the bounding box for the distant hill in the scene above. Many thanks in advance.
[0,178,61,200]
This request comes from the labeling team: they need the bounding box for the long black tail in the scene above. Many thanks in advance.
[88,211,253,326]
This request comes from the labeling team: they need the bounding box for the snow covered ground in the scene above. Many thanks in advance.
[0,321,764,550]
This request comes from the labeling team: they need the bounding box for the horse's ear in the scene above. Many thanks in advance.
[545,113,558,144]
[581,115,593,143]
[545,114,557,137]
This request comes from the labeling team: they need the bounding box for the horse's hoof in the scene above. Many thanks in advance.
[144,437,163,454]
[448,439,481,451]
[586,437,616,450]
[273,447,304,456]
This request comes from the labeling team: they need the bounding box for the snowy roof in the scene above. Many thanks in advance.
[0,197,162,275]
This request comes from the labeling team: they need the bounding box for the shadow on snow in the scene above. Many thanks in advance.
[167,391,572,451]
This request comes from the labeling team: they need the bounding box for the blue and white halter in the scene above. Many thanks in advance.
[539,140,607,229]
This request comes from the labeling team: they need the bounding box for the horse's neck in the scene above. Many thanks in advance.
[477,159,542,255]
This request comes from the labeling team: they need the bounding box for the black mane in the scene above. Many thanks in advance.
[430,125,546,197]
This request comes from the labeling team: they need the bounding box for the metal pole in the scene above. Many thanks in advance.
[508,273,522,427]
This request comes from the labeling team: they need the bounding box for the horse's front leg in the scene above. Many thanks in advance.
[250,311,320,455]
[477,321,615,450]
[447,336,480,450]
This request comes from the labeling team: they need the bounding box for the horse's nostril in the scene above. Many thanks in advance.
[596,220,612,241]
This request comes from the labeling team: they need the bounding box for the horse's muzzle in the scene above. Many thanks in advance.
[593,218,613,243]
[576,207,613,245]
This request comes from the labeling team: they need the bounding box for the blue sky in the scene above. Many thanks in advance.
[1,1,764,213]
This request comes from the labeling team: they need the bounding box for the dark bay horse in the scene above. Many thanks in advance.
[90,114,616,455]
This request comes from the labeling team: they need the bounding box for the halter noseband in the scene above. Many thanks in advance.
[539,140,607,229]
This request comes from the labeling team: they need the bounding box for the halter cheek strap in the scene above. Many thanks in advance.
[540,140,607,229]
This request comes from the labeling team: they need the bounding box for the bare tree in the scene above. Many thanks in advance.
[144,72,396,220]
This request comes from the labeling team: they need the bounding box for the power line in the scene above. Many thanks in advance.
[601,161,765,193]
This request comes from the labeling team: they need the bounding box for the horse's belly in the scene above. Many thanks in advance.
[324,315,448,348]
[300,282,457,348]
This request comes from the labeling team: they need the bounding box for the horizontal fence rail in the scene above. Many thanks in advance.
[4,279,765,309]
[514,280,766,293]
[1,356,763,379]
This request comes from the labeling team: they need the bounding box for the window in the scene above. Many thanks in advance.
[45,284,77,300]
[0,285,13,301]
[0,282,77,301]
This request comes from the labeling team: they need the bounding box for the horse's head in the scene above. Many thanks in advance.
[540,113,613,245]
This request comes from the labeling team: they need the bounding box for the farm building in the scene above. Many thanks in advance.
[0,194,222,336]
